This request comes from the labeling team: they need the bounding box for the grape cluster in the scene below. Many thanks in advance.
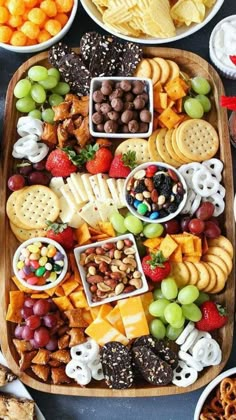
[14,65,70,123]
[184,77,212,119]
[110,212,164,238]
[8,158,50,191]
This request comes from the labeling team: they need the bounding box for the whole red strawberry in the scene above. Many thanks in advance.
[46,221,74,250]
[142,251,171,282]
[85,145,113,174]
[109,151,137,178]
[46,148,77,177]
[195,301,228,332]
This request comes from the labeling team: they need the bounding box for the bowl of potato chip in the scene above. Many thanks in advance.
[80,0,224,44]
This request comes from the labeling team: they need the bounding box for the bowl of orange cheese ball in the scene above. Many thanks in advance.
[0,0,78,53]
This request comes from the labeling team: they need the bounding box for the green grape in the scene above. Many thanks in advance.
[52,82,70,95]
[182,303,202,322]
[31,84,46,104]
[170,315,185,329]
[195,292,209,306]
[166,324,184,340]
[164,302,182,325]
[153,288,164,300]
[48,68,60,82]
[49,93,64,106]
[150,319,166,339]
[124,215,143,235]
[110,213,126,234]
[178,285,199,305]
[191,77,211,95]
[184,98,204,119]
[161,277,178,300]
[39,76,58,90]
[16,97,36,113]
[28,109,42,120]
[143,223,164,238]
[149,298,170,317]
[195,94,211,112]
[28,65,48,82]
[42,108,55,123]
[14,79,32,98]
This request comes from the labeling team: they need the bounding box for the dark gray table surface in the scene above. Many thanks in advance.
[1,2,236,419]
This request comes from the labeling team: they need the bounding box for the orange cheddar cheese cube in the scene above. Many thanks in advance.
[118,296,149,340]
[85,318,129,346]
[98,303,113,319]
[140,292,154,324]
[106,305,125,335]
[90,307,100,320]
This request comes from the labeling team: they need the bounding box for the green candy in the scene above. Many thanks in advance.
[137,202,148,215]
[35,266,46,277]
[53,264,62,272]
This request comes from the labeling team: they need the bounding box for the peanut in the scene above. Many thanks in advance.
[115,283,125,295]
[88,266,96,275]
[116,240,124,250]
[99,261,108,273]
[85,247,96,255]
[123,285,136,293]
[102,243,115,250]
[87,275,104,284]
[95,247,105,255]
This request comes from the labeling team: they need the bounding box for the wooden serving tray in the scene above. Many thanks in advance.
[0,47,235,397]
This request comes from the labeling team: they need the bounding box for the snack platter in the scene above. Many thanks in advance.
[0,45,235,397]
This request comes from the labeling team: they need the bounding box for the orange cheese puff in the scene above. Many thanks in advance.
[38,28,51,43]
[40,0,57,17]
[56,12,68,27]
[0,0,5,6]
[55,0,73,13]
[45,19,61,36]
[0,25,13,43]
[8,15,23,28]
[21,20,40,39]
[26,37,37,45]
[8,0,25,16]
[24,0,39,7]
[0,6,9,24]
[22,9,30,21]
[10,30,27,46]
[28,8,46,25]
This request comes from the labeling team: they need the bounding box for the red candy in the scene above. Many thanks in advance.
[30,260,40,269]
[146,165,158,178]
[27,276,39,285]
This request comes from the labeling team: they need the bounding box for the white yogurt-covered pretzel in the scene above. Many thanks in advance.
[180,330,199,353]
[17,116,44,137]
[192,167,219,197]
[176,322,195,345]
[65,359,92,385]
[202,158,223,182]
[179,163,202,189]
[172,360,198,387]
[192,338,222,367]
[178,350,203,372]
[70,339,100,363]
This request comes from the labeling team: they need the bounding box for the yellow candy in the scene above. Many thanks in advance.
[34,241,42,248]
[49,272,57,281]
[39,256,48,266]
[47,247,57,258]
[29,253,40,260]
[40,246,48,256]
[28,244,40,253]
[17,261,24,269]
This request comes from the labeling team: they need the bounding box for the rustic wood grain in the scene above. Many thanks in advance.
[0,47,234,397]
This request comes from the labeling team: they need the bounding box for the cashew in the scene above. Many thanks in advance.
[97,282,111,292]
[94,255,111,264]
[129,278,142,289]
[124,247,136,255]
[85,253,96,264]
[133,270,142,278]
[88,266,96,275]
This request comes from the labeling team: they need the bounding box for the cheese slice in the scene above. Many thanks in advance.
[116,179,126,207]
[60,184,79,210]
[70,173,89,202]
[85,317,129,346]
[67,177,84,205]
[118,296,149,340]
[106,305,125,335]
[78,202,101,228]
[89,175,101,200]
[96,200,118,222]
[81,173,95,202]
[140,292,154,324]
[58,196,84,228]
[97,173,112,201]
[106,178,122,207]
[49,177,64,197]
[98,303,113,319]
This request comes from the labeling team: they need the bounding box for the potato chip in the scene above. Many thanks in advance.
[143,0,176,37]
[171,0,205,26]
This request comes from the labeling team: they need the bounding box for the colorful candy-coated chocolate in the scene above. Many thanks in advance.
[134,199,141,208]
[137,202,148,215]
[150,211,160,220]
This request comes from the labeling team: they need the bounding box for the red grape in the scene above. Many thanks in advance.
[30,339,41,349]
[17,163,33,176]
[21,306,33,319]
[28,171,50,186]
[22,325,34,340]
[24,297,35,308]
[8,174,26,191]
[196,202,215,221]
[164,219,180,234]
[43,314,57,328]
[208,217,220,226]
[188,218,205,235]
[14,324,24,339]
[34,327,50,347]
[33,158,47,171]
[26,315,41,330]
[33,299,51,316]
[180,217,191,232]
[46,337,58,351]
[204,221,221,238]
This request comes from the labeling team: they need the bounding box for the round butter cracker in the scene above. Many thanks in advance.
[201,262,217,293]
[10,221,47,242]
[134,59,152,78]
[206,262,226,294]
[148,130,163,161]
[184,261,199,285]
[153,57,170,84]
[170,262,190,287]
[208,236,234,259]
[115,138,151,164]
[165,128,185,165]
[193,262,210,290]
[171,128,192,163]
[6,189,29,230]
[148,59,161,85]
[206,246,232,275]
[166,59,180,82]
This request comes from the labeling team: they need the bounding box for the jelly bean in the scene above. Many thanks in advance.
[56,260,64,267]
[53,263,62,271]
[47,247,57,258]
[17,260,24,269]
[25,258,30,266]
[54,252,64,261]
[34,241,42,248]
[19,254,25,261]
[21,248,30,258]
[137,202,148,215]
[45,262,52,271]
[23,265,32,275]
[30,260,40,270]
[134,199,141,209]
[35,266,46,277]
[39,256,48,266]
[150,211,160,220]
[18,269,26,279]
[29,253,40,260]
[41,246,48,256]
[27,276,39,285]
[48,272,57,282]
[28,244,40,253]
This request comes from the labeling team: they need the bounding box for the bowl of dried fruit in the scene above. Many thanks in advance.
[74,234,148,307]
[124,162,188,224]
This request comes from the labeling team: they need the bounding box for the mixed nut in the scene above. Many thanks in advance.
[79,239,143,302]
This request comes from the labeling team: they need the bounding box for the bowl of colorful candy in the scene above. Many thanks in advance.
[0,0,78,53]
[13,237,68,291]
[124,162,188,224]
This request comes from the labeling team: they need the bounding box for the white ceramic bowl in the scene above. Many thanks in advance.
[89,77,153,138]
[80,0,224,44]
[74,234,148,307]
[124,162,188,224]
[0,0,78,53]
[13,237,68,291]
[209,15,236,79]
[194,367,236,420]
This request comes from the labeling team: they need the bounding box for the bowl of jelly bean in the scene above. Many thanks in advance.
[124,162,188,224]
[13,237,68,291]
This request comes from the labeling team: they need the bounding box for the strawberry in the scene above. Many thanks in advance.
[108,151,137,178]
[45,148,78,177]
[141,251,171,282]
[80,144,113,174]
[230,55,236,66]
[195,301,228,332]
[46,221,74,250]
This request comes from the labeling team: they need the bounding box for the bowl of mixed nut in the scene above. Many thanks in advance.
[74,234,148,306]
[124,162,188,224]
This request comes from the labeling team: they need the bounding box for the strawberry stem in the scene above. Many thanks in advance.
[148,251,167,269]
[46,221,67,233]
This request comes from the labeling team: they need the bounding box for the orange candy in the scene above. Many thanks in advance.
[56,12,68,27]
[0,25,13,43]
[55,0,73,13]
[10,30,27,46]
[38,28,51,43]
[28,7,46,25]
[40,0,57,17]
[45,18,61,36]
[0,6,9,24]
[8,0,25,16]
[8,14,23,28]
[21,20,40,39]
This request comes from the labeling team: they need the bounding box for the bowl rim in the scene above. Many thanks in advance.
[13,237,68,291]
[80,0,224,44]
[209,14,236,73]
[0,0,78,53]
[123,161,188,224]
[89,76,153,139]
[194,366,236,420]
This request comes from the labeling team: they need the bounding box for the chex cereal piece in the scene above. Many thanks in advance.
[101,342,134,389]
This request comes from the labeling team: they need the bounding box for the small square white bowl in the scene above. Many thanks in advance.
[89,77,153,138]
[74,233,148,307]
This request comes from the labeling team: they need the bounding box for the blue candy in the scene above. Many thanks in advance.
[150,211,159,220]
[134,199,141,209]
